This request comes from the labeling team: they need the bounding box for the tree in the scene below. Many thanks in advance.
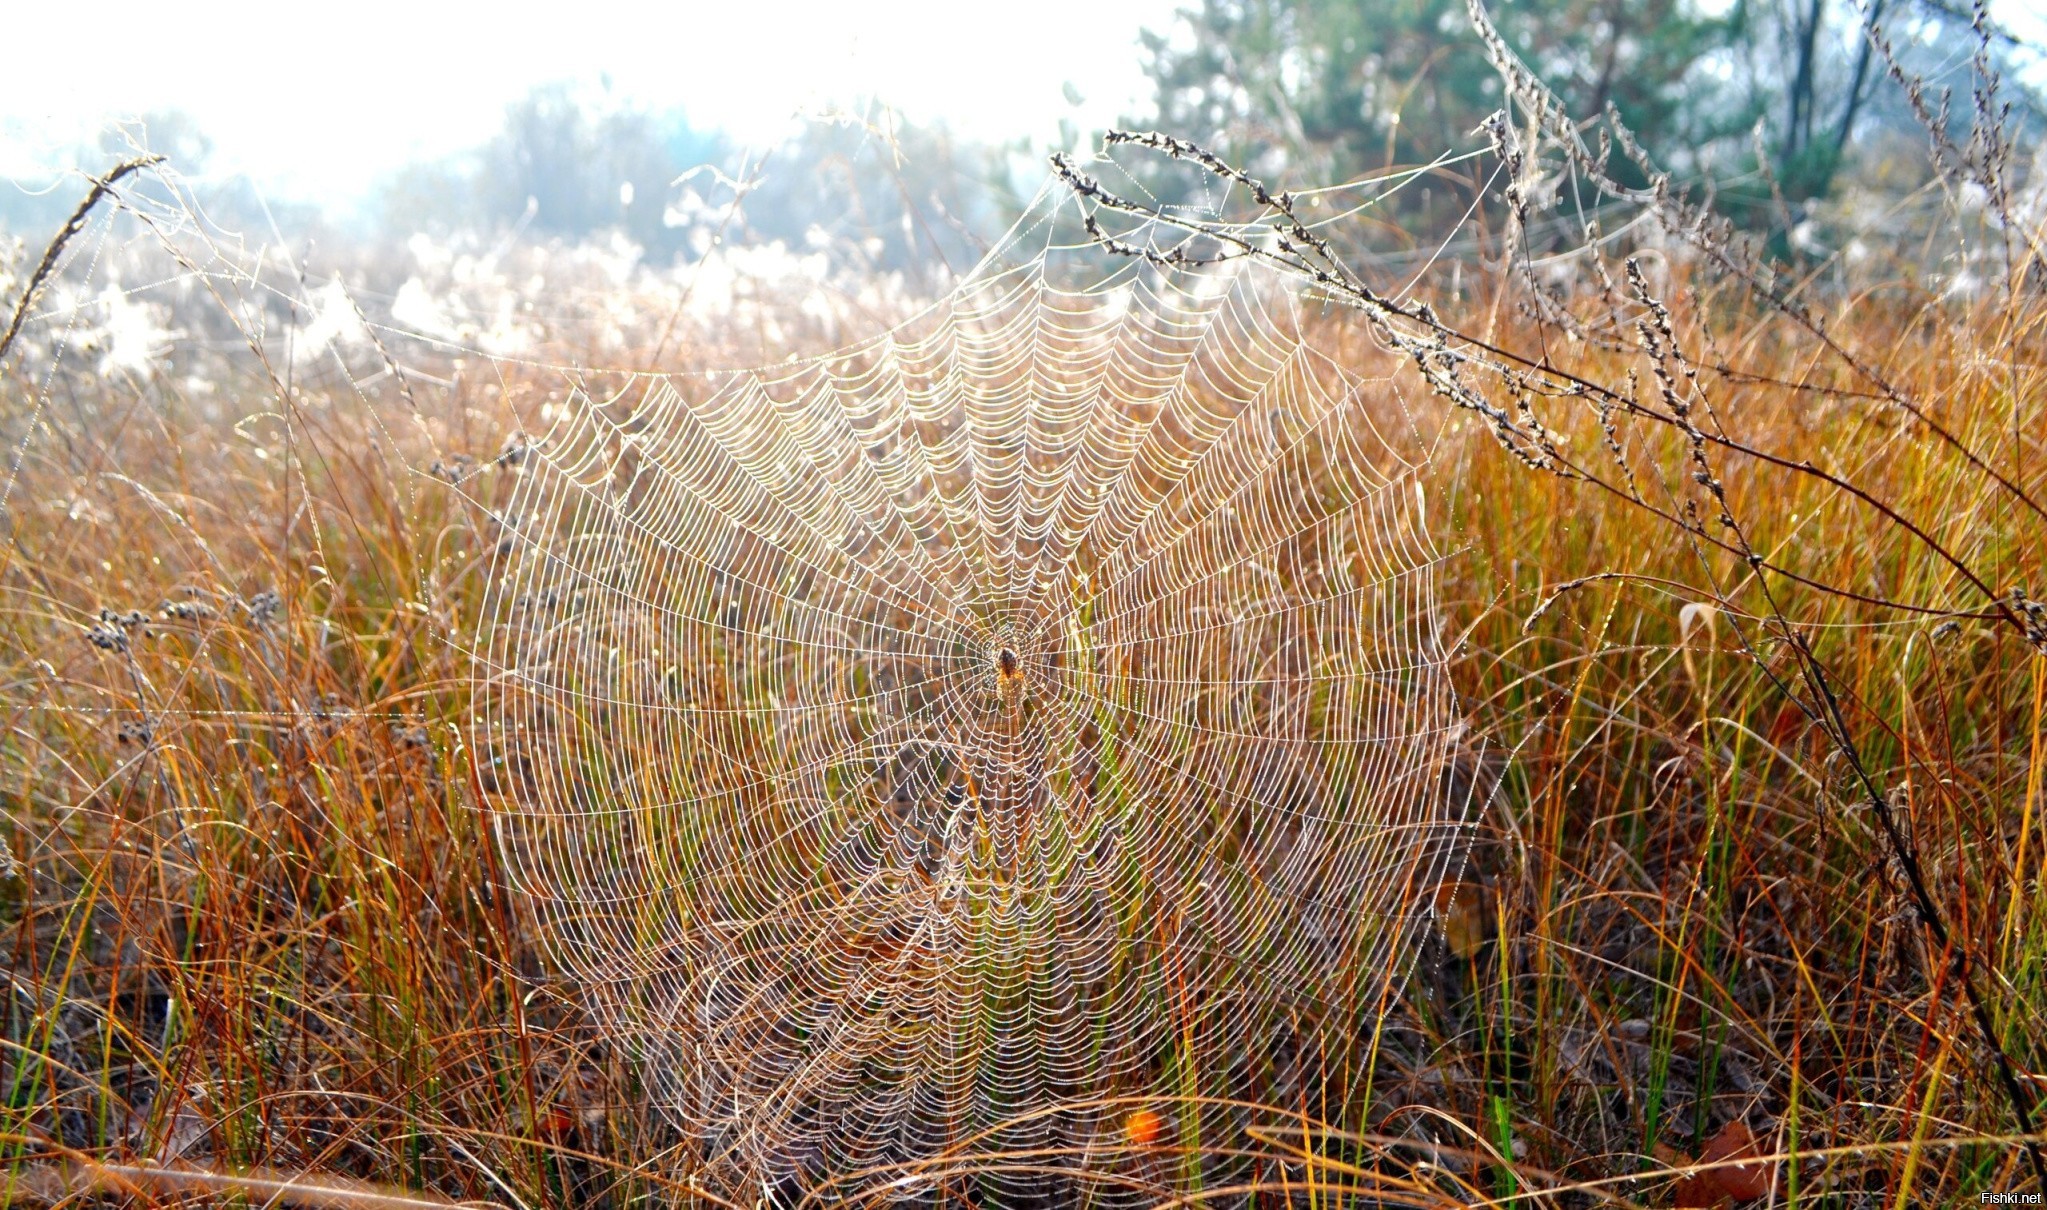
[371,87,1016,276]
[1739,0,2043,201]
[1136,0,1740,189]
[733,110,1025,277]
[1134,0,2042,226]
[474,83,725,259]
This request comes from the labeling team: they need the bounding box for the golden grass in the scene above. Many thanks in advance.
[1,163,2043,1207]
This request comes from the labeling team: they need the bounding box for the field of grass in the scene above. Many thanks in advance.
[2,78,2045,1209]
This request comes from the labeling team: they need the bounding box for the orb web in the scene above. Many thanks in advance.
[471,192,1475,1200]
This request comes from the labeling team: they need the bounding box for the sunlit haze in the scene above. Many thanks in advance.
[1,0,1180,206]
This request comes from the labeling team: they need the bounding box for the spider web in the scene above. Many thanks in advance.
[469,186,1476,1201]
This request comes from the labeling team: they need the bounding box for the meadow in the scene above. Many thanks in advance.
[2,29,2045,1209]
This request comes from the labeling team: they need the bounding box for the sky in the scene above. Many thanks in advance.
[2,0,2042,213]
[0,0,1182,205]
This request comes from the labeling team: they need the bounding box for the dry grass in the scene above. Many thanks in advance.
[1393,270,2047,1205]
[2,91,2045,1210]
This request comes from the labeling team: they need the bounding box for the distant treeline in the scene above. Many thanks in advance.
[4,0,2038,271]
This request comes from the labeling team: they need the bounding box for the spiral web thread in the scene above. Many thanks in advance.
[471,189,1476,1200]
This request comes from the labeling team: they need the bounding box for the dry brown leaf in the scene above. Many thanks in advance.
[1674,1119,1777,1207]
[1435,880,1493,959]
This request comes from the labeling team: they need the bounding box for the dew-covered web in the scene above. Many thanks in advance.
[470,184,1476,1198]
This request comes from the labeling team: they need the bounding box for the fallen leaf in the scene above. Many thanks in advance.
[1435,880,1493,959]
[1675,1119,1777,1206]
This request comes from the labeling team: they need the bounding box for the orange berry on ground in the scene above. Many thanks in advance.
[1124,1108,1166,1147]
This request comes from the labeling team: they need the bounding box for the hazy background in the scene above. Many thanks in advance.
[4,0,2043,278]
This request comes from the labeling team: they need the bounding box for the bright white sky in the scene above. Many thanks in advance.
[2,0,2042,211]
[0,0,1181,204]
